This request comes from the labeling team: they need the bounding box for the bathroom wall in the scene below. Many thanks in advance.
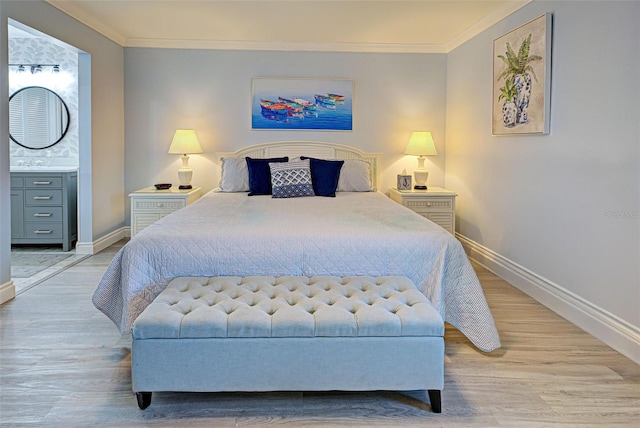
[9,36,78,166]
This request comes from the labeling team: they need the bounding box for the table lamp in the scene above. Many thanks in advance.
[168,129,203,189]
[404,131,437,190]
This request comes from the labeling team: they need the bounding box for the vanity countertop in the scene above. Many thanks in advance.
[10,166,78,173]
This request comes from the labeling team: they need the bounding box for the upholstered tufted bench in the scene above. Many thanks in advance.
[131,276,445,412]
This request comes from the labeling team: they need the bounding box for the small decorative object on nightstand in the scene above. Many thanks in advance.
[397,169,412,190]
[404,131,437,190]
[168,129,203,190]
[389,187,457,234]
[129,186,201,237]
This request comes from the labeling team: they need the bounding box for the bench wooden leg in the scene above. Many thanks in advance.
[427,389,441,413]
[136,391,152,410]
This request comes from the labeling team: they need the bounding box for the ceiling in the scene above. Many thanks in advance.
[39,0,530,53]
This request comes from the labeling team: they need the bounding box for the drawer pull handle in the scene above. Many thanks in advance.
[34,213,53,217]
[426,202,432,207]
[156,203,164,208]
[32,181,52,185]
[34,230,53,234]
[33,196,52,200]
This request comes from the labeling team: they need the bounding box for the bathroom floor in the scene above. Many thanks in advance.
[10,245,89,295]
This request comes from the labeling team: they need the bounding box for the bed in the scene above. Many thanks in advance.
[93,141,500,353]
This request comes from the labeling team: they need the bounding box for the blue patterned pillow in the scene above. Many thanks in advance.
[269,159,315,198]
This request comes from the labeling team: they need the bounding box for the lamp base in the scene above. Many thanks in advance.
[413,169,429,190]
[176,159,194,190]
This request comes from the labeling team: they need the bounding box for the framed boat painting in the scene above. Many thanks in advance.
[492,13,552,135]
[251,78,353,131]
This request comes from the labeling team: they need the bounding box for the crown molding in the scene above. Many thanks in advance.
[45,0,127,46]
[46,0,530,54]
[445,0,533,52]
[124,38,447,54]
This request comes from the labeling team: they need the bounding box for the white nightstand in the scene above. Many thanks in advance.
[389,187,457,234]
[129,186,202,237]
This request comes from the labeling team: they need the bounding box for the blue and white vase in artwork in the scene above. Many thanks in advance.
[513,73,532,125]
[502,100,518,127]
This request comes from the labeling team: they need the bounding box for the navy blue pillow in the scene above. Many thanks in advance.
[246,157,289,195]
[301,156,344,197]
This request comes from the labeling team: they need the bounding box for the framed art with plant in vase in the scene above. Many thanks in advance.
[492,13,552,135]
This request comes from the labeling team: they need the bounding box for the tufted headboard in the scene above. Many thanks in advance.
[217,141,382,190]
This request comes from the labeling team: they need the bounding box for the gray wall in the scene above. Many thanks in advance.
[1,2,10,298]
[123,48,447,216]
[445,0,639,333]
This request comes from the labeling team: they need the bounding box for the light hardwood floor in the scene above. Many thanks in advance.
[1,239,638,427]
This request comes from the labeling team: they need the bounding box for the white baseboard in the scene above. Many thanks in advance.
[75,227,130,255]
[457,233,640,364]
[0,280,16,305]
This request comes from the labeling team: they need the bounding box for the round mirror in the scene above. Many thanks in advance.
[9,86,70,150]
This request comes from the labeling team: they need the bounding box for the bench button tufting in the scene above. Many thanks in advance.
[138,276,440,343]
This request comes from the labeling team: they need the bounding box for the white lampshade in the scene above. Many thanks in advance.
[168,129,203,155]
[404,131,437,190]
[168,129,203,189]
[404,131,437,156]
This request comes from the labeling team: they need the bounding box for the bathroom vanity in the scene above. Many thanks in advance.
[10,168,78,251]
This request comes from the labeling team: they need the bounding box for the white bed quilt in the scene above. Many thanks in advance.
[93,191,501,352]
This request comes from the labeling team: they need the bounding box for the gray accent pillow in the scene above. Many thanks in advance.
[218,157,249,192]
[337,159,372,192]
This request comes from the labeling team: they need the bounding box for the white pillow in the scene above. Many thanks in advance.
[337,159,372,192]
[218,157,249,192]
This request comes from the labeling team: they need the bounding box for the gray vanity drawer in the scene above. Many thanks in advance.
[10,176,23,188]
[25,223,63,239]
[24,177,62,188]
[11,170,77,251]
[25,207,63,223]
[25,190,62,206]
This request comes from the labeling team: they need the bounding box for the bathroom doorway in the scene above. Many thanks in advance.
[7,20,92,292]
